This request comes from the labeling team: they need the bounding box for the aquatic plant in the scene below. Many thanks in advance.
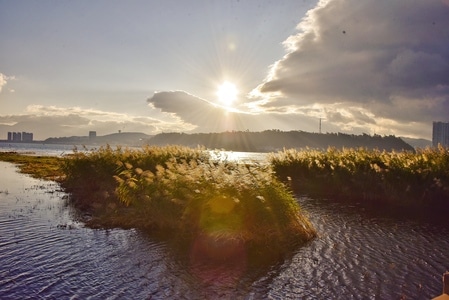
[59,145,209,208]
[59,145,316,259]
[115,157,315,242]
[0,152,64,180]
[270,146,449,209]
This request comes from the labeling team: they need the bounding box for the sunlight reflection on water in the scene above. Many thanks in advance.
[0,142,269,163]
[209,150,268,164]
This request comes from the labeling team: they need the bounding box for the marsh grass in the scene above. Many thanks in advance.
[270,146,449,210]
[0,152,64,181]
[59,145,316,258]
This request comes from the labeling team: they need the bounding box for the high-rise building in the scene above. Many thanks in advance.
[22,132,33,142]
[12,132,22,142]
[89,131,97,139]
[6,131,33,142]
[432,121,449,147]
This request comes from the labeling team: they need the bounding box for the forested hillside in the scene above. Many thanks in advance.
[148,130,414,152]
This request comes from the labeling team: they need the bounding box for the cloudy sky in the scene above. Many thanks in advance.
[1,0,448,141]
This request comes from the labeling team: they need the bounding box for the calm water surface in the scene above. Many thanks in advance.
[1,149,449,299]
[0,142,86,156]
[0,142,268,163]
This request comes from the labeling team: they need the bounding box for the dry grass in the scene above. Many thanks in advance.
[270,146,449,209]
[0,152,64,181]
[59,145,317,258]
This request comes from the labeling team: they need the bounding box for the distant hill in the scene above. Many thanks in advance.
[147,130,415,152]
[400,137,432,149]
[43,130,416,152]
[45,132,153,146]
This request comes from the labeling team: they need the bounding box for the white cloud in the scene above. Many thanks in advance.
[247,0,449,138]
[0,105,193,140]
[147,91,258,133]
[147,90,337,134]
[0,74,6,92]
[0,73,14,93]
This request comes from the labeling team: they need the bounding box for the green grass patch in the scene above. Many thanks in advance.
[270,146,449,210]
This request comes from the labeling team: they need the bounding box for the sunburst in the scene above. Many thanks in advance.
[216,81,238,107]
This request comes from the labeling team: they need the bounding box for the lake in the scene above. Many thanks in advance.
[0,145,448,299]
[0,142,268,163]
[0,142,110,157]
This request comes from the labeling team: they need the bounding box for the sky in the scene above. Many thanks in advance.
[1,0,448,141]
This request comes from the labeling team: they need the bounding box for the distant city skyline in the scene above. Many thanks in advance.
[6,131,33,142]
[1,0,449,140]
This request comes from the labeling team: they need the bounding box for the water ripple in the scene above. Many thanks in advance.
[1,161,449,299]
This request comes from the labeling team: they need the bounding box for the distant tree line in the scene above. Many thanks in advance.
[147,130,414,152]
[44,132,151,146]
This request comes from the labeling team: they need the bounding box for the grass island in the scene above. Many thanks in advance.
[0,146,317,264]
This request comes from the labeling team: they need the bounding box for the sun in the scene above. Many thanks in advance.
[216,81,238,106]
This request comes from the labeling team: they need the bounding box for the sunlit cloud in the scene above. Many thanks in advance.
[148,90,318,133]
[246,0,449,138]
[147,91,256,132]
[0,74,7,93]
[0,73,14,93]
[0,104,198,140]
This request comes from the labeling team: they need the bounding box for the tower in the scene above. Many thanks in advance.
[432,121,449,147]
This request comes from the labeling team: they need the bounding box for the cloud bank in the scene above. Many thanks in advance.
[0,105,180,140]
[248,0,449,138]
[147,91,258,133]
[147,90,326,134]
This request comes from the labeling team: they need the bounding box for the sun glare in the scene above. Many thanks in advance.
[217,81,238,106]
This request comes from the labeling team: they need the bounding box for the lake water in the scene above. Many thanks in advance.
[0,142,113,157]
[0,142,268,163]
[1,145,449,299]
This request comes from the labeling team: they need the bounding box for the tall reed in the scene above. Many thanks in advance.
[270,146,449,209]
[60,145,316,256]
